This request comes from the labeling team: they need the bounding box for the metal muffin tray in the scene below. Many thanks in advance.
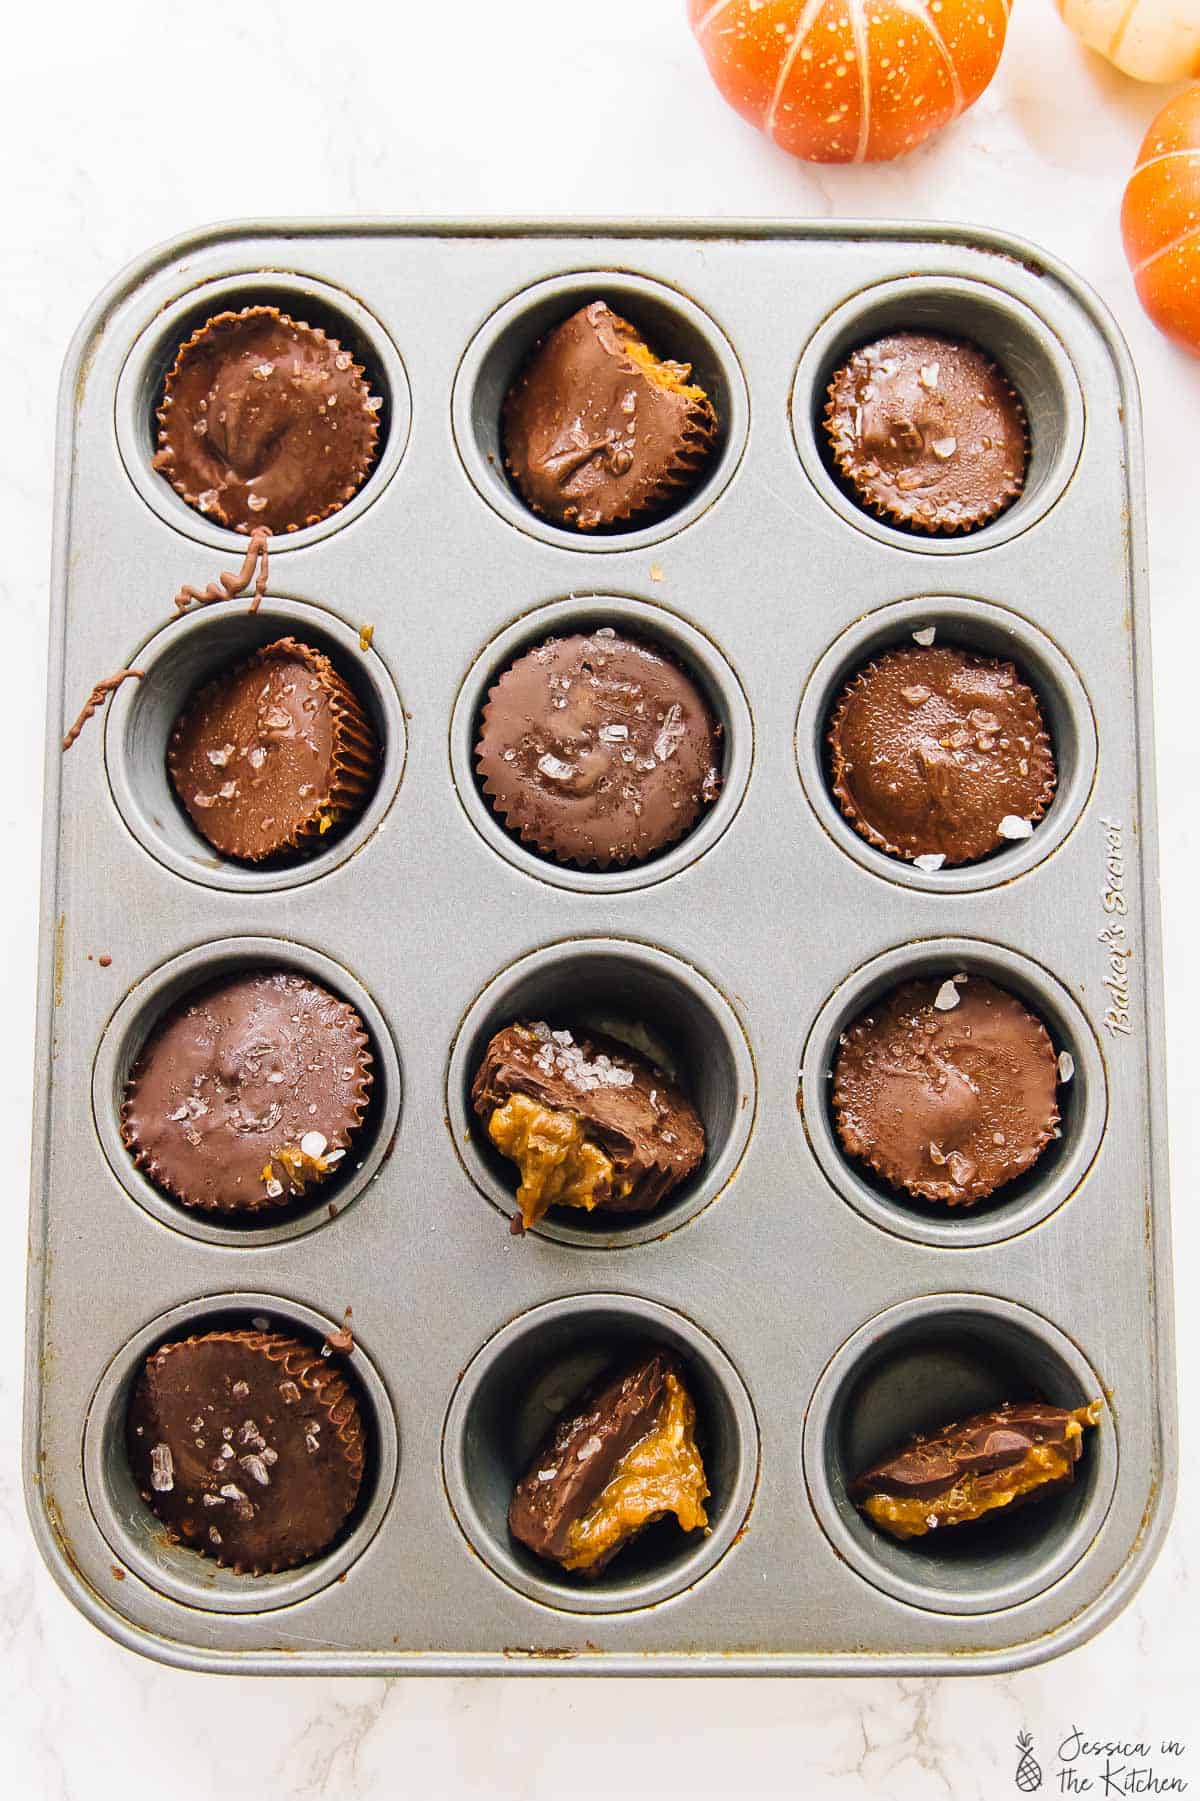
[24,219,1175,1675]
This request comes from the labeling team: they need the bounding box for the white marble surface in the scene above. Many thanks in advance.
[3,0,1198,1793]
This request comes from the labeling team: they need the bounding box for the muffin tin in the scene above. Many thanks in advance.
[24,220,1174,1674]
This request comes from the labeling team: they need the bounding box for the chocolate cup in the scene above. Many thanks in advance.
[800,939,1107,1250]
[830,974,1060,1208]
[83,1293,398,1614]
[452,595,752,895]
[791,275,1085,558]
[126,1328,365,1575]
[795,597,1097,897]
[119,966,374,1216]
[826,644,1057,867]
[95,938,401,1248]
[471,1021,706,1229]
[105,597,406,895]
[802,1295,1117,1615]
[152,305,381,535]
[474,628,723,871]
[166,636,379,864]
[442,1295,758,1613]
[823,331,1029,536]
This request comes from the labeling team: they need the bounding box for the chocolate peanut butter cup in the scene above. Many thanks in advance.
[827,644,1056,867]
[126,1327,365,1573]
[502,300,718,531]
[831,975,1060,1206]
[471,1020,705,1234]
[509,1348,709,1574]
[823,331,1028,535]
[475,628,722,869]
[167,637,378,863]
[121,968,373,1214]
[850,1399,1103,1542]
[152,306,381,535]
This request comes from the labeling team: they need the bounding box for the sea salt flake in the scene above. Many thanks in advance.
[913,853,945,872]
[931,437,957,460]
[537,1467,558,1483]
[576,1435,602,1463]
[279,1380,301,1405]
[248,746,267,770]
[933,980,960,1011]
[537,753,575,782]
[598,723,628,743]
[232,1380,250,1398]
[912,625,937,646]
[240,1454,271,1487]
[206,745,233,768]
[300,1130,328,1159]
[1058,1051,1075,1083]
[997,815,1033,840]
[150,1444,174,1492]
[652,703,687,763]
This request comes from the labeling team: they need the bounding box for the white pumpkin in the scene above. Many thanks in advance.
[1056,0,1200,83]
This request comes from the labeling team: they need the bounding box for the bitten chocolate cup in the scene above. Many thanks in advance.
[502,300,717,531]
[152,305,382,535]
[442,1295,758,1613]
[126,1327,366,1574]
[452,272,748,553]
[167,636,379,864]
[471,1021,707,1235]
[447,939,755,1247]
[802,1295,1117,1615]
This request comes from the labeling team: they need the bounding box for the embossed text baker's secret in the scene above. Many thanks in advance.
[1099,818,1134,1039]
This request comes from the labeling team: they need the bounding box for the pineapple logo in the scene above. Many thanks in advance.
[1014,1732,1043,1792]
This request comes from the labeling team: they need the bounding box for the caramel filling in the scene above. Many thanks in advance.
[563,1373,710,1572]
[861,1413,1092,1542]
[487,1093,628,1230]
[620,332,708,404]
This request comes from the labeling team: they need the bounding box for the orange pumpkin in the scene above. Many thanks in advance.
[687,0,1012,164]
[1122,85,1200,356]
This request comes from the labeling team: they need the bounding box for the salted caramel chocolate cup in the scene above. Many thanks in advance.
[827,644,1056,867]
[508,1348,709,1573]
[475,628,722,869]
[823,331,1028,535]
[850,1400,1103,1542]
[152,306,381,535]
[167,637,378,864]
[502,300,717,531]
[831,974,1061,1206]
[126,1328,365,1573]
[121,969,373,1214]
[471,1020,705,1233]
